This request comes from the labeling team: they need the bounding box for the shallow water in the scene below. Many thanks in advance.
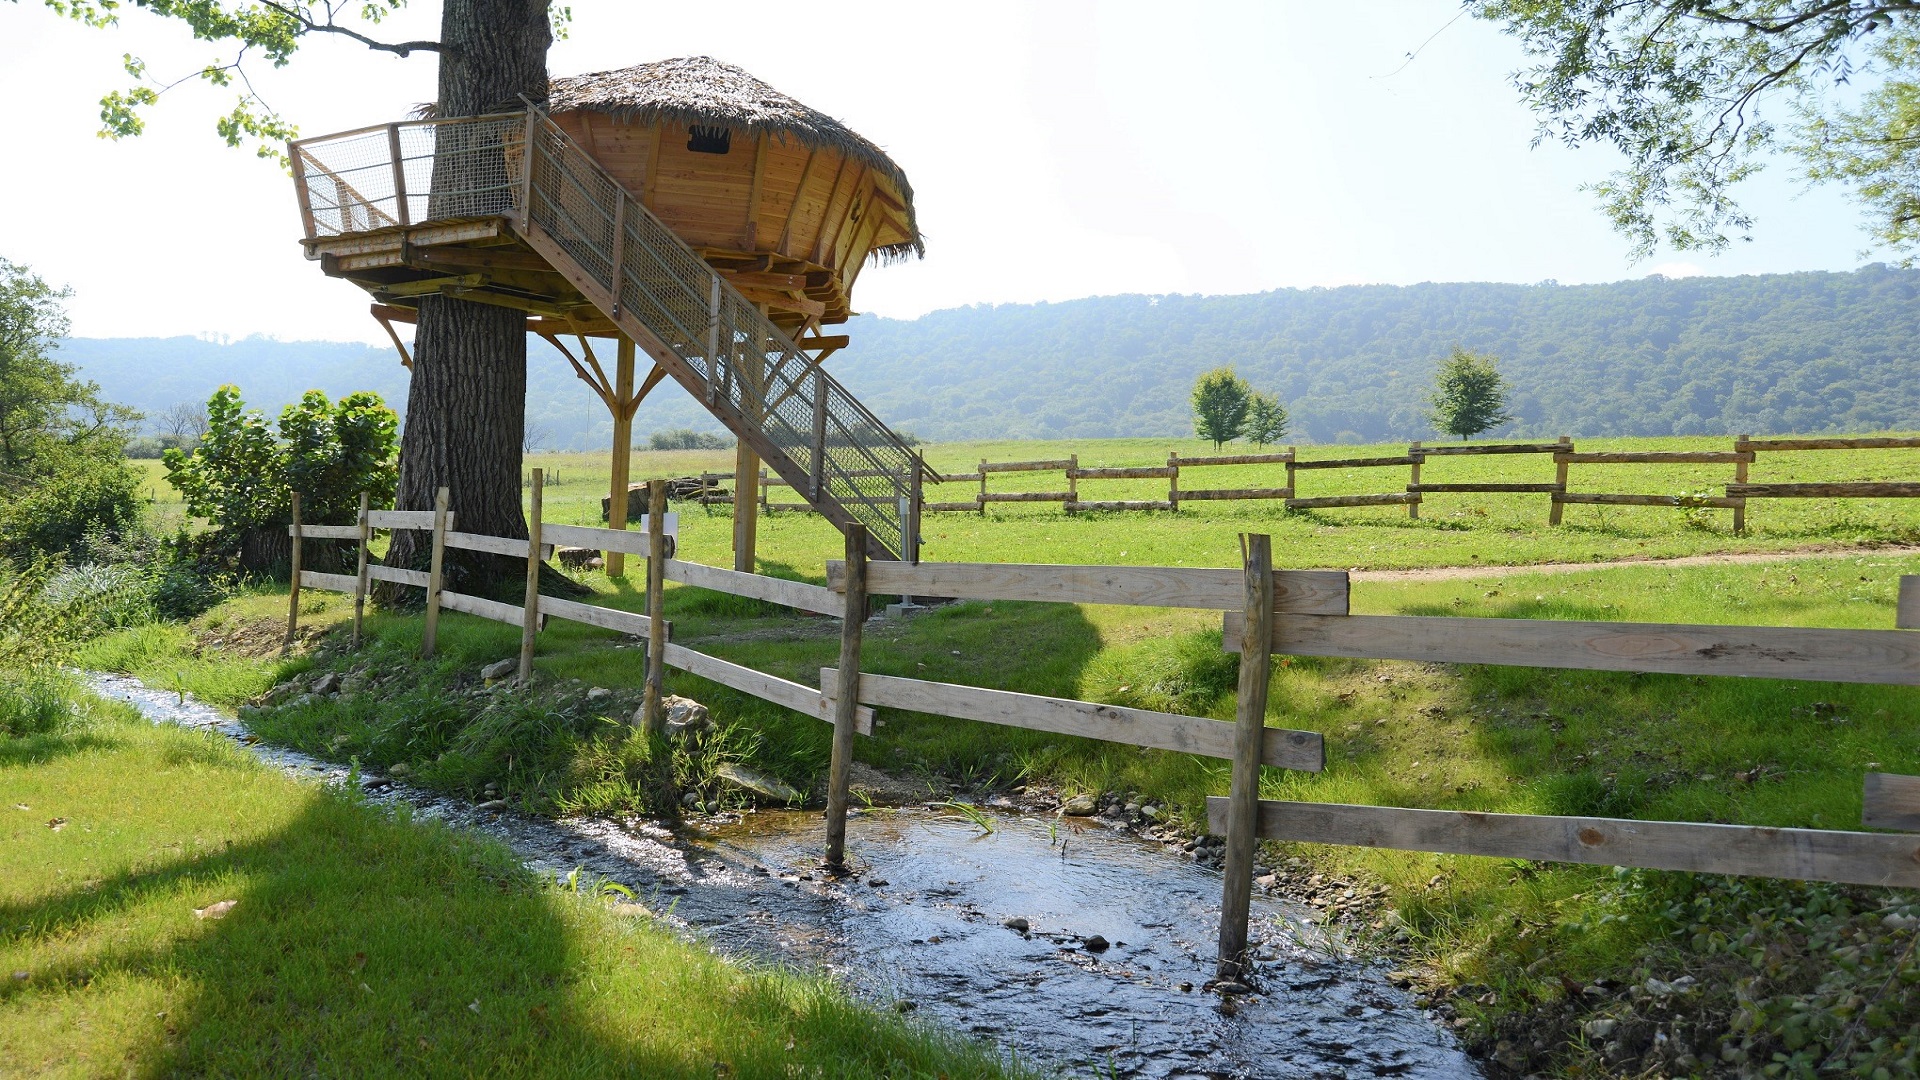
[89,672,1480,1080]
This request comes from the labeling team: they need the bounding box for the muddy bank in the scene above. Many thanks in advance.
[89,672,1480,1080]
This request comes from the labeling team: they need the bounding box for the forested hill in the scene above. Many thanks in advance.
[63,264,1920,449]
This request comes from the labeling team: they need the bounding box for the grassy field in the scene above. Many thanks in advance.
[138,434,1920,572]
[0,675,1023,1078]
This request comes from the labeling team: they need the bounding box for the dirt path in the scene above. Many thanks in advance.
[1347,544,1920,583]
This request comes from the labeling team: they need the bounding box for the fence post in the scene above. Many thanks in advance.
[1549,435,1571,525]
[978,457,988,515]
[351,491,371,647]
[422,486,449,658]
[908,453,924,564]
[285,491,303,648]
[641,479,669,735]
[1407,441,1422,520]
[1217,532,1274,981]
[824,521,868,870]
[1284,447,1297,502]
[1066,453,1078,513]
[1733,434,1750,534]
[518,469,544,684]
[1168,452,1180,512]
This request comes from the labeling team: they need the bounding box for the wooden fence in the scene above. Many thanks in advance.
[288,484,1920,981]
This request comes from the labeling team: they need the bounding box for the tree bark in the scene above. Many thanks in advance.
[384,0,550,595]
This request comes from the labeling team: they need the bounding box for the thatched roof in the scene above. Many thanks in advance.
[548,56,922,260]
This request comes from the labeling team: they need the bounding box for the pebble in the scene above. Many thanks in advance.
[1003,916,1030,933]
[474,799,507,811]
[1062,794,1099,816]
[1084,934,1110,952]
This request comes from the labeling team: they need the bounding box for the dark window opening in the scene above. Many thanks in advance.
[688,126,733,154]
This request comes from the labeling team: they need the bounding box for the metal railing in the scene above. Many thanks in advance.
[290,112,925,559]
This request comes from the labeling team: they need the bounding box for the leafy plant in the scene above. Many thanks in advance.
[1427,347,1514,440]
[1191,366,1251,449]
[1245,391,1290,447]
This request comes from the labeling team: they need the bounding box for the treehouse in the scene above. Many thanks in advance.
[290,57,930,570]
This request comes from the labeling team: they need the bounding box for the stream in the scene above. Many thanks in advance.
[88,672,1481,1080]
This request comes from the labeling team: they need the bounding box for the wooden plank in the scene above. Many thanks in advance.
[1179,488,1293,501]
[1555,493,1743,508]
[1863,773,1920,832]
[1290,456,1419,470]
[933,472,986,484]
[542,515,678,557]
[439,589,533,628]
[980,459,1074,473]
[538,594,652,636]
[444,531,553,559]
[1410,483,1563,493]
[667,644,872,734]
[298,570,359,594]
[365,564,430,589]
[1415,443,1566,456]
[1069,466,1177,480]
[1899,577,1919,630]
[1065,500,1174,512]
[1204,798,1920,888]
[1175,452,1295,466]
[822,669,1321,772]
[664,559,840,617]
[1729,483,1920,499]
[925,501,985,512]
[1556,451,1753,464]
[1287,494,1419,509]
[828,560,1350,615]
[1221,611,1920,685]
[980,491,1072,503]
[1738,437,1920,452]
[367,509,448,530]
[288,524,362,540]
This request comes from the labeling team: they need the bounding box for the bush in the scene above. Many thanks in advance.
[0,455,141,560]
[0,669,73,738]
[646,428,734,451]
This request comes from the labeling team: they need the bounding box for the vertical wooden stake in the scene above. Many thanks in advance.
[1407,441,1422,520]
[1549,435,1571,525]
[1168,452,1180,512]
[908,453,924,564]
[1284,446,1297,502]
[422,486,449,658]
[351,491,371,648]
[518,470,544,684]
[978,457,988,515]
[1066,453,1078,513]
[734,441,760,573]
[1217,532,1274,980]
[641,479,669,735]
[285,491,303,648]
[1733,434,1750,534]
[824,522,868,870]
[606,336,637,577]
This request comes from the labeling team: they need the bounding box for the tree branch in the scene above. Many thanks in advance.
[256,1,442,56]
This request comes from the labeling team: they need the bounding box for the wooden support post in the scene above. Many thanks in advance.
[1407,442,1422,520]
[908,454,924,564]
[734,442,760,573]
[387,124,410,227]
[422,486,449,658]
[1217,533,1274,981]
[978,457,988,515]
[518,470,544,684]
[1550,435,1571,525]
[606,336,637,577]
[1169,452,1180,511]
[761,467,772,515]
[1732,434,1749,534]
[285,491,303,648]
[641,479,669,735]
[1284,447,1297,507]
[1067,454,1078,512]
[351,491,371,647]
[825,522,868,870]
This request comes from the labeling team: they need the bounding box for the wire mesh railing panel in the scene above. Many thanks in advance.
[293,116,525,238]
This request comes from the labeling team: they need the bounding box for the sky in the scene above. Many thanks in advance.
[0,0,1885,346]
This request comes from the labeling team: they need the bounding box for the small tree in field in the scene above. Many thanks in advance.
[1191,367,1252,449]
[1427,348,1513,440]
[1245,392,1290,447]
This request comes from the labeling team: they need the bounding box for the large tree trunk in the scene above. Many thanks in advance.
[385,0,551,595]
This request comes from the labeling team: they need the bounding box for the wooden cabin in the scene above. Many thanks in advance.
[546,55,922,333]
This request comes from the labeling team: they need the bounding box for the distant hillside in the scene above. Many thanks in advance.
[64,264,1920,449]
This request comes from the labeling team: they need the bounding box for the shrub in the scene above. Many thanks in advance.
[646,428,734,451]
[0,669,73,738]
[0,455,141,560]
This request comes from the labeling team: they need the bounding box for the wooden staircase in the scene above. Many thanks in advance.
[292,110,927,561]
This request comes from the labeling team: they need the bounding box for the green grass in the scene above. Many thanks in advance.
[522,434,1920,576]
[0,676,1022,1078]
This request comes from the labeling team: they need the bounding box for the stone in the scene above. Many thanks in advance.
[556,546,602,570]
[714,763,803,804]
[661,696,712,737]
[586,686,612,701]
[474,799,507,811]
[1583,1018,1617,1040]
[309,672,341,696]
[1062,794,1099,816]
[1083,934,1110,952]
[846,762,925,807]
[1140,804,1160,820]
[681,791,702,808]
[480,658,517,681]
[387,763,411,777]
[1003,916,1030,933]
[1214,981,1251,996]
[1123,802,1142,816]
